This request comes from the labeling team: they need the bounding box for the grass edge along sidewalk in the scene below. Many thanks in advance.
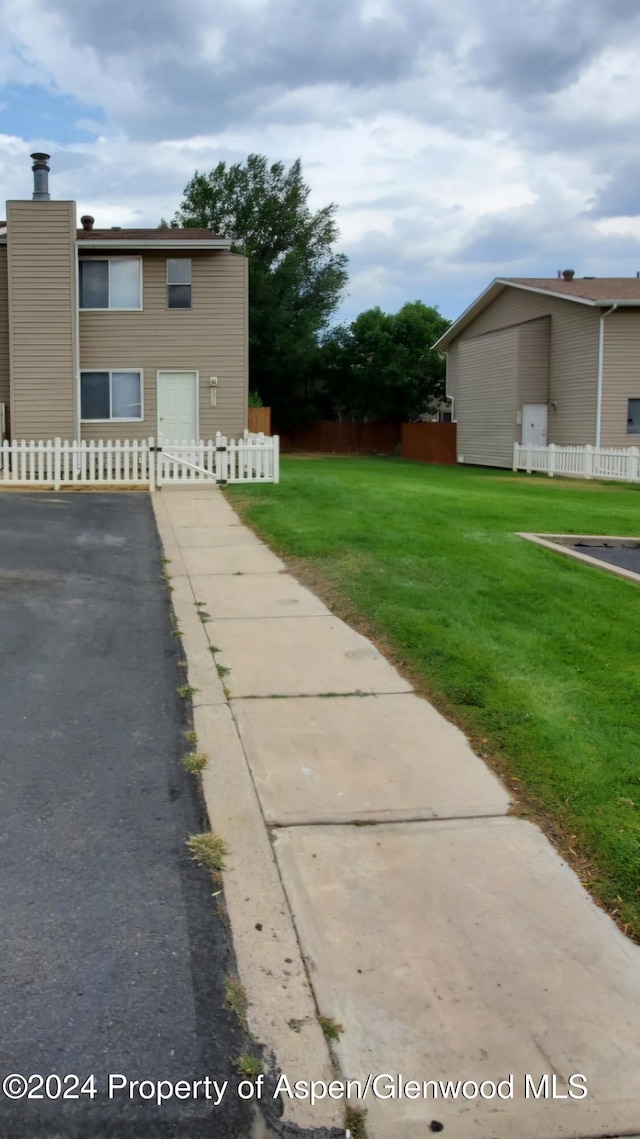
[226,457,640,941]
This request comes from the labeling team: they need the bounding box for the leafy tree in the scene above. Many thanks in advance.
[168,155,348,428]
[319,301,451,422]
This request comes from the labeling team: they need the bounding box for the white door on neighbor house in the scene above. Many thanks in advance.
[157,371,198,442]
[522,404,548,446]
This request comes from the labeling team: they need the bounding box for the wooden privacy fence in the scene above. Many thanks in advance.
[279,419,458,463]
[248,406,272,434]
[401,423,457,465]
[0,433,280,489]
[280,421,402,453]
[513,442,640,483]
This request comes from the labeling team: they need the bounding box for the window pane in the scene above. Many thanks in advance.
[628,399,640,434]
[81,372,110,420]
[168,284,192,309]
[109,259,141,308]
[112,372,142,419]
[79,261,108,308]
[167,258,191,284]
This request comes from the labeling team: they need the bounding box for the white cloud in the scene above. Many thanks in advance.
[1,0,640,322]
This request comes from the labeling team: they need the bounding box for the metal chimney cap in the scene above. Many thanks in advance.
[561,269,575,280]
[80,215,95,230]
[31,152,51,200]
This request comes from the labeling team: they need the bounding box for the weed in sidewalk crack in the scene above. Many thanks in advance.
[345,1106,367,1137]
[318,1015,344,1043]
[177,683,199,699]
[180,751,208,774]
[224,977,248,1027]
[216,663,231,678]
[234,1054,262,1081]
[187,832,228,873]
[185,730,198,748]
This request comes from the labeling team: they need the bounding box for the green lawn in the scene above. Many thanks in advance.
[227,459,640,937]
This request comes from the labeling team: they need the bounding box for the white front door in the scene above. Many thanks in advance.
[157,371,198,442]
[522,404,548,446]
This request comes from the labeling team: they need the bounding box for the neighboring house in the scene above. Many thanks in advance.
[0,154,248,442]
[417,399,453,424]
[433,273,640,468]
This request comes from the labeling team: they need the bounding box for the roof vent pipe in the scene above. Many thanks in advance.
[31,152,51,201]
[561,269,575,281]
[80,215,95,230]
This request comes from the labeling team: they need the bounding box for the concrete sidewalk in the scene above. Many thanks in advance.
[153,485,640,1139]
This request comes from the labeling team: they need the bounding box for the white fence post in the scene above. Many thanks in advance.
[54,437,61,491]
[583,443,593,479]
[273,434,280,484]
[215,433,228,483]
[629,445,639,483]
[148,437,155,492]
[547,443,556,478]
[512,442,518,472]
[526,441,533,474]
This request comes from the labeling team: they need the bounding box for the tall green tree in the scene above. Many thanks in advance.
[319,301,451,421]
[168,155,349,427]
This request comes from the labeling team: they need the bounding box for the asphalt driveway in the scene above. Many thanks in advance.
[0,492,253,1138]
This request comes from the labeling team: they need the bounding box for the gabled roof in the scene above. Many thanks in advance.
[433,277,640,351]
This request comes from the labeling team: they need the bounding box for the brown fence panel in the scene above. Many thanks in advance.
[248,407,272,434]
[401,423,457,465]
[279,421,402,453]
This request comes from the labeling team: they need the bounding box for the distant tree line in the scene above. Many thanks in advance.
[161,155,451,429]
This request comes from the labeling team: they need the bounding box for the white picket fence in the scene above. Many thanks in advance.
[513,442,640,483]
[0,432,280,489]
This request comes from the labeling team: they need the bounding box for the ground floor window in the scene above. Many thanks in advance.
[81,371,143,421]
[627,398,640,434]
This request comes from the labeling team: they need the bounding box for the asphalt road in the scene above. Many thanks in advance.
[573,542,640,574]
[0,492,254,1138]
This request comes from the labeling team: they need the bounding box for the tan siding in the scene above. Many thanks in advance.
[601,311,640,447]
[517,317,550,404]
[456,287,600,449]
[7,201,77,440]
[445,342,458,407]
[0,247,10,424]
[79,251,248,441]
[457,328,518,467]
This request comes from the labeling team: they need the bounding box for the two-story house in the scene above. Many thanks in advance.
[0,154,248,443]
[434,272,640,468]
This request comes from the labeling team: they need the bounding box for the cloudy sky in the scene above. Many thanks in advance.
[0,0,639,323]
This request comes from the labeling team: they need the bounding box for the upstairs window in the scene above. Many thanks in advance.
[167,259,192,308]
[627,399,640,435]
[79,259,142,310]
